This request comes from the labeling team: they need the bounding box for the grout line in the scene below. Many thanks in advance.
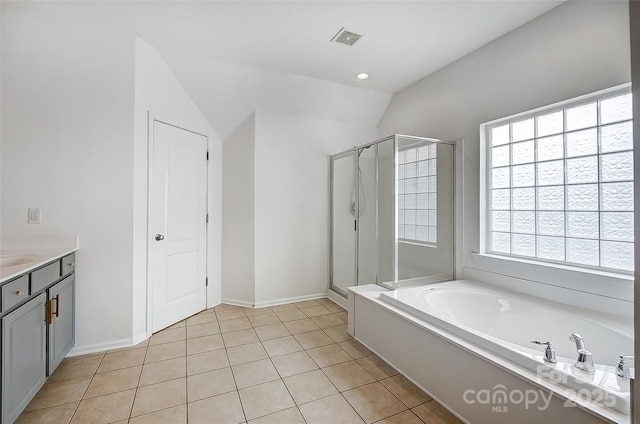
[68,400,85,424]
[265,353,300,421]
[368,378,410,414]
[126,343,150,420]
[371,409,426,424]
[341,391,373,424]
[230,352,248,422]
[66,351,109,421]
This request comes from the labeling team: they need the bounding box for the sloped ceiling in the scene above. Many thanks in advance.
[158,48,393,139]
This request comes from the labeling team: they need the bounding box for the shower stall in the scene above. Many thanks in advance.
[330,134,455,297]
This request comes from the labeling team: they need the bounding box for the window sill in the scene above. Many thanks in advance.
[474,252,632,280]
[467,252,632,302]
[398,240,437,248]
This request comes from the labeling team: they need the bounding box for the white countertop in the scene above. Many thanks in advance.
[0,235,79,283]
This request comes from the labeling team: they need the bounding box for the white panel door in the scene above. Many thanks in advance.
[150,120,207,332]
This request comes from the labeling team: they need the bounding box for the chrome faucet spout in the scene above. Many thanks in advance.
[568,333,595,372]
[569,333,586,350]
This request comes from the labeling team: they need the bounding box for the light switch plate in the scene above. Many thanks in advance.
[28,208,42,224]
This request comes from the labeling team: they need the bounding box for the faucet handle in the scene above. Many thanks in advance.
[616,355,634,378]
[531,340,557,364]
[531,340,551,346]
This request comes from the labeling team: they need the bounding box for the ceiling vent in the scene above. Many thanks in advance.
[331,27,363,46]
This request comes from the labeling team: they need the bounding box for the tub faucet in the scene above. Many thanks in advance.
[616,355,634,378]
[569,333,595,373]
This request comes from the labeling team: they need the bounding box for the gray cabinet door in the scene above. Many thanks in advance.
[2,293,47,424]
[48,275,74,375]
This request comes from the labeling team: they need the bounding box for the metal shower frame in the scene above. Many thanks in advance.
[329,134,455,297]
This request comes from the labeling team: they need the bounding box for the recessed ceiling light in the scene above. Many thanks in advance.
[356,73,369,80]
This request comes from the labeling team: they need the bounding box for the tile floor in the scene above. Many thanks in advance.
[16,298,462,424]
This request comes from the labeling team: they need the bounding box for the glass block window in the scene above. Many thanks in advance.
[485,88,634,272]
[398,144,437,244]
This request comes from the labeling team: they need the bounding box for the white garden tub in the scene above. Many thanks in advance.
[379,280,633,415]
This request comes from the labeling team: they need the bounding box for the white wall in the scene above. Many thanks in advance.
[1,2,136,350]
[379,1,631,304]
[133,38,223,343]
[253,111,378,305]
[221,110,377,306]
[222,114,256,305]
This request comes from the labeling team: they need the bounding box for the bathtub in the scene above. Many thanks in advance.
[378,280,633,416]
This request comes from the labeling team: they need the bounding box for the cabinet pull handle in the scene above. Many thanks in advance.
[14,290,25,296]
[67,262,74,267]
[53,294,60,318]
[45,300,53,324]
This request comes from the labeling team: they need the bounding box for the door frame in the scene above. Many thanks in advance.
[146,111,209,336]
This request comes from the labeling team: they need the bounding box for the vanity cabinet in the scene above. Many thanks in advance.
[0,252,76,424]
[47,275,75,374]
[1,294,47,424]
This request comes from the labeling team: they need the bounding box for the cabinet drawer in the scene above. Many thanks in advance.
[2,276,29,312]
[31,262,61,294]
[61,254,75,277]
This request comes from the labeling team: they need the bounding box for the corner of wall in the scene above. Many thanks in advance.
[221,112,257,305]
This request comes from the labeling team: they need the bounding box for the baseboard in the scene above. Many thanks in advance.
[67,338,134,357]
[253,292,328,308]
[327,289,348,310]
[133,332,149,346]
[207,297,222,309]
[220,298,256,308]
[222,293,328,308]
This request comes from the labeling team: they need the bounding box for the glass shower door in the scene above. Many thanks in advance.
[330,153,357,295]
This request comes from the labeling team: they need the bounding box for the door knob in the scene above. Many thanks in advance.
[155,234,165,241]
